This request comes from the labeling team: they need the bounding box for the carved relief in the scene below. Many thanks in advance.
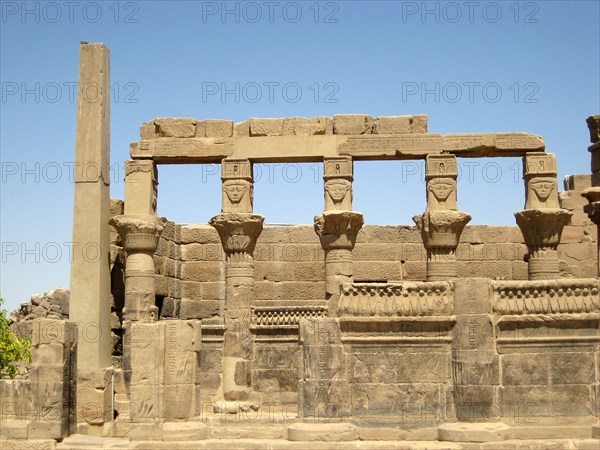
[527,177,556,208]
[427,178,456,210]
[523,153,559,209]
[425,155,458,211]
[221,159,253,213]
[325,179,352,210]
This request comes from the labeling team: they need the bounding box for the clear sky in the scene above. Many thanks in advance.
[1,0,599,311]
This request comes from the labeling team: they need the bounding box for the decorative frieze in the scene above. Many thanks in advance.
[251,306,327,327]
[338,281,453,317]
[493,279,600,314]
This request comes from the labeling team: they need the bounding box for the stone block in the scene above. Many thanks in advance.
[282,116,333,135]
[181,281,202,299]
[560,191,589,210]
[180,299,220,319]
[200,119,233,138]
[162,422,210,441]
[32,320,76,347]
[502,353,550,386]
[167,278,181,299]
[564,174,592,191]
[180,225,220,244]
[197,372,221,391]
[438,422,513,443]
[357,426,408,440]
[453,315,495,350]
[273,282,322,300]
[259,227,290,243]
[250,118,284,136]
[199,349,222,373]
[560,226,585,243]
[453,278,494,315]
[153,118,196,138]
[333,114,375,135]
[255,261,295,282]
[202,282,225,300]
[32,343,67,365]
[353,243,400,261]
[253,369,298,393]
[301,380,351,418]
[292,262,324,281]
[129,422,163,441]
[404,261,427,280]
[411,114,428,133]
[559,242,595,261]
[181,261,223,282]
[28,420,64,439]
[499,385,592,417]
[512,261,529,280]
[234,120,250,137]
[140,121,158,139]
[370,225,404,243]
[374,115,412,134]
[549,353,595,385]
[286,226,320,243]
[287,422,357,441]
[354,261,402,282]
[0,420,28,439]
[163,384,194,419]
[350,383,441,419]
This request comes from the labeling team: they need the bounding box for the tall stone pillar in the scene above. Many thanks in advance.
[314,157,363,314]
[210,159,263,404]
[515,153,571,280]
[582,115,600,275]
[413,155,470,281]
[69,42,113,434]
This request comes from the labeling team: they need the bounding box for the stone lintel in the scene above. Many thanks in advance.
[130,132,545,164]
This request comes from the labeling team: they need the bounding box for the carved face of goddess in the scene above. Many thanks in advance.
[429,181,454,201]
[223,181,248,204]
[530,179,554,201]
[325,180,351,203]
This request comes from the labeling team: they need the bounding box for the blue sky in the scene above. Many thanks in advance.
[1,0,599,311]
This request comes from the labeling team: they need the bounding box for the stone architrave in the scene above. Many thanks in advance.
[210,158,264,406]
[414,154,470,281]
[315,157,364,306]
[516,153,572,280]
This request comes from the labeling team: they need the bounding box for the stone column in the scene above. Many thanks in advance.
[110,216,163,322]
[210,159,263,404]
[69,42,113,434]
[515,153,571,280]
[413,155,470,281]
[582,115,600,275]
[314,157,364,310]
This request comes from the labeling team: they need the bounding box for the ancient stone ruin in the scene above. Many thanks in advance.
[1,42,599,449]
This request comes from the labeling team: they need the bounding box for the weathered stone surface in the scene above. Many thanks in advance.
[287,422,358,441]
[333,114,375,135]
[438,422,513,442]
[250,118,284,136]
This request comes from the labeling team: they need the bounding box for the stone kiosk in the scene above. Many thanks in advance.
[1,42,599,449]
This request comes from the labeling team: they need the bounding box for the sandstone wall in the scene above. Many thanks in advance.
[152,214,596,322]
